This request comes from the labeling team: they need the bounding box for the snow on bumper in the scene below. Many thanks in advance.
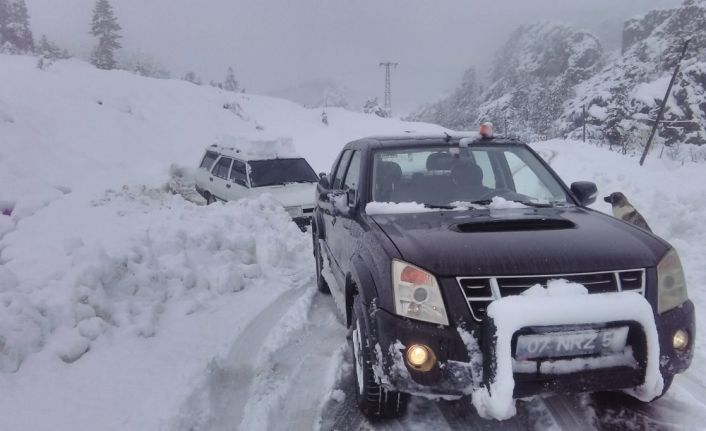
[473,290,662,420]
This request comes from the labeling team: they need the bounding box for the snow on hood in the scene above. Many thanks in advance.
[364,197,526,215]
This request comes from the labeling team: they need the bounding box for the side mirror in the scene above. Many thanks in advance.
[570,181,598,206]
[317,176,331,201]
[330,190,354,217]
[319,172,327,180]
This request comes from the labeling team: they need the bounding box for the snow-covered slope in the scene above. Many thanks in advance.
[410,0,706,154]
[0,54,443,430]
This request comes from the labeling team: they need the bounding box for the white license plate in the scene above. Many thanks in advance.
[515,326,629,360]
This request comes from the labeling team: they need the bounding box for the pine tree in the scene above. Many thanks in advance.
[89,0,121,70]
[37,35,62,60]
[0,0,33,53]
[223,66,238,92]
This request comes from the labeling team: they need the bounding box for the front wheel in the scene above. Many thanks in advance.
[351,295,408,421]
[204,192,216,205]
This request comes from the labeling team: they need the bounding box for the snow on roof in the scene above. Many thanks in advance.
[208,135,300,161]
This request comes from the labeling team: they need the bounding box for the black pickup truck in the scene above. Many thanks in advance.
[311,132,694,420]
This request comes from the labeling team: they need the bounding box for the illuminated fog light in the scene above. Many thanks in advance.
[673,329,689,350]
[406,344,436,372]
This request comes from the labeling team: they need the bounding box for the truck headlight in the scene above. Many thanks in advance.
[657,249,688,314]
[392,260,449,326]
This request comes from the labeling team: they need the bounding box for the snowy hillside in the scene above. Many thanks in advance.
[410,0,706,155]
[0,54,443,430]
[561,0,706,151]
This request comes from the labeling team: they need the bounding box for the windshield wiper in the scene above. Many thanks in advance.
[422,203,456,210]
[517,201,555,208]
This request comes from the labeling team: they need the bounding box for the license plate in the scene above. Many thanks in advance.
[515,326,629,360]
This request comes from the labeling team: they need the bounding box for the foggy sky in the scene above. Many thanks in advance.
[25,0,682,113]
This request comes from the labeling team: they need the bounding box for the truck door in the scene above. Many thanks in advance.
[322,149,353,298]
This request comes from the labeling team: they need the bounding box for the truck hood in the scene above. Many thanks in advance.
[256,182,316,208]
[369,207,669,277]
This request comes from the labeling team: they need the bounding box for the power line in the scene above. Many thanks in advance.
[379,62,398,117]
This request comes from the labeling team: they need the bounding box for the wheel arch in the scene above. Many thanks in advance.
[346,256,380,328]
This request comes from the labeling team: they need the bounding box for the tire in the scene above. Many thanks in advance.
[314,234,330,294]
[205,192,216,205]
[351,295,409,421]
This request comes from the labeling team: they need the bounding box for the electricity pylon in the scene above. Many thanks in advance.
[379,62,398,117]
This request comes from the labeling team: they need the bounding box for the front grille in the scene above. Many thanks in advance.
[458,269,646,322]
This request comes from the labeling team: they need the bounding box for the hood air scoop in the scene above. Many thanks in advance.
[452,217,576,233]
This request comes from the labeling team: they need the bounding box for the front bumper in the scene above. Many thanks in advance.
[370,299,695,398]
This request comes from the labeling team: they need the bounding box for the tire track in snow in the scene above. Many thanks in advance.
[264,292,347,430]
[172,284,307,431]
[540,395,595,431]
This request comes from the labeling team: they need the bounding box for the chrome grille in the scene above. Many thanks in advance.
[458,269,646,322]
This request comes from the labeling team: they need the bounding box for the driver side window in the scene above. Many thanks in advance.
[343,151,361,191]
[332,150,353,190]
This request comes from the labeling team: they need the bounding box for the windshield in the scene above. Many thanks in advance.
[371,145,571,207]
[248,158,318,187]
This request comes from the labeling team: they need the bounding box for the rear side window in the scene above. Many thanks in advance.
[230,159,248,187]
[332,150,353,189]
[343,151,361,191]
[200,151,218,170]
[213,157,233,179]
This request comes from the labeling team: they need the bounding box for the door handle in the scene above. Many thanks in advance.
[226,184,231,188]
[209,177,213,182]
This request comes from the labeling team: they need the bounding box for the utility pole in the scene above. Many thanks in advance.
[582,105,587,142]
[640,39,691,166]
[379,62,398,118]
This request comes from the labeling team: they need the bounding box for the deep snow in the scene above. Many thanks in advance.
[2,53,706,430]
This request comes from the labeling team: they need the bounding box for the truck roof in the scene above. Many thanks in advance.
[343,132,526,151]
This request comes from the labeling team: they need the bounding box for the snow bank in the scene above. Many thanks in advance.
[471,280,662,420]
[0,191,307,372]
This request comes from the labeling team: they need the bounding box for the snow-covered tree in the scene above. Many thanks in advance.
[363,97,387,118]
[37,35,65,60]
[0,0,34,53]
[119,51,171,79]
[89,0,122,70]
[182,71,202,85]
[223,66,239,92]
